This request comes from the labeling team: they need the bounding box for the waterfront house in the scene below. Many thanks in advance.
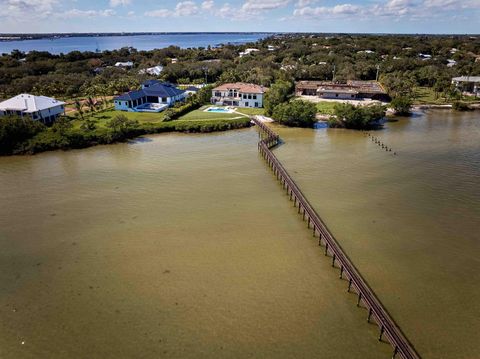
[295,80,389,101]
[211,83,265,108]
[114,80,186,112]
[0,94,65,124]
[139,65,164,76]
[451,76,480,97]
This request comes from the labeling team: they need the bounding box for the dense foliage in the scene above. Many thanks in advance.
[264,80,294,116]
[331,104,386,129]
[1,34,479,101]
[272,100,317,127]
[452,101,472,111]
[0,114,251,155]
[390,96,413,115]
[0,116,45,154]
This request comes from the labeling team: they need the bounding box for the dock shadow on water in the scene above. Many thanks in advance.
[0,130,391,358]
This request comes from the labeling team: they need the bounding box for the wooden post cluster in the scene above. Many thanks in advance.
[253,118,420,359]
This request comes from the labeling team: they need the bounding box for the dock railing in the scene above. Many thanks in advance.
[252,117,420,359]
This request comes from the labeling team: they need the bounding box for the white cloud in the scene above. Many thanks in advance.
[242,0,290,12]
[146,1,199,17]
[294,0,480,19]
[294,3,360,17]
[175,1,199,16]
[63,8,116,18]
[296,0,317,6]
[109,0,131,7]
[146,8,171,17]
[201,0,214,10]
[0,0,58,19]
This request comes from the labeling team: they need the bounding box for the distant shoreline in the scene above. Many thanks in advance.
[0,32,276,42]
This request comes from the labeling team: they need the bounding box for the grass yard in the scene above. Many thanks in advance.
[315,101,337,115]
[71,109,166,129]
[235,107,265,116]
[412,87,449,105]
[177,106,247,121]
[71,105,264,130]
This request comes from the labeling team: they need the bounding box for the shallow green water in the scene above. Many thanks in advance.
[1,110,478,358]
[0,130,389,358]
[274,110,480,359]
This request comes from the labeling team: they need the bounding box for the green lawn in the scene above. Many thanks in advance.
[72,109,166,129]
[177,106,248,121]
[412,87,449,105]
[315,101,337,115]
[72,105,263,129]
[235,107,265,116]
[412,87,479,105]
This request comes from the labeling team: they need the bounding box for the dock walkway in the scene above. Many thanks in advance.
[252,117,420,359]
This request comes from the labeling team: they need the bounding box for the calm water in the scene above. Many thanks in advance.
[0,33,269,54]
[274,110,480,359]
[0,130,389,358]
[0,110,479,358]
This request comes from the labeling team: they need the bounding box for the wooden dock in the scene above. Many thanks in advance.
[252,117,420,359]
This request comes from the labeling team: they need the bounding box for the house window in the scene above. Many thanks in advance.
[245,102,249,107]
[243,94,247,99]
[254,102,258,107]
[215,91,221,97]
[253,95,257,99]
[248,94,252,99]
[162,97,167,103]
[335,94,339,97]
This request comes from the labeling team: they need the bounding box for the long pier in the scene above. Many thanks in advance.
[252,117,420,359]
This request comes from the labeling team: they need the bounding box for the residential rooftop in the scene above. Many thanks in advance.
[213,82,265,94]
[452,76,480,82]
[115,81,185,101]
[0,94,65,113]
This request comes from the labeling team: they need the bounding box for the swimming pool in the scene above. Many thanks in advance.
[205,107,234,113]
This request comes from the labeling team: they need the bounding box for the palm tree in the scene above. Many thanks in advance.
[86,97,97,113]
[74,100,84,121]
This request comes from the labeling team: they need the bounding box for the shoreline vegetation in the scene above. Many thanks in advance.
[0,110,252,156]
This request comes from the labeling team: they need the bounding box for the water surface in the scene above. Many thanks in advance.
[0,129,389,358]
[0,33,269,54]
[274,110,480,359]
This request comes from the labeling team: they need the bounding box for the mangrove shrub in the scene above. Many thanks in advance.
[273,100,317,127]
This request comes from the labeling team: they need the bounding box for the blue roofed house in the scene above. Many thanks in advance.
[114,80,186,112]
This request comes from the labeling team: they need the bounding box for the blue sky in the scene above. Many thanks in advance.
[0,0,479,34]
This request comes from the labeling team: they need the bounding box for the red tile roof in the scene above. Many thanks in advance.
[213,82,265,94]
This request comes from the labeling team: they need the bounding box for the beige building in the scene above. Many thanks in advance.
[211,83,265,108]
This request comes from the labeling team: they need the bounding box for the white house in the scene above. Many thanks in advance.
[115,61,134,68]
[0,94,65,124]
[211,83,265,108]
[239,48,259,58]
[114,80,186,112]
[139,65,164,76]
[451,76,480,97]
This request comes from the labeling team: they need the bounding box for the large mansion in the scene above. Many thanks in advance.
[211,83,265,108]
